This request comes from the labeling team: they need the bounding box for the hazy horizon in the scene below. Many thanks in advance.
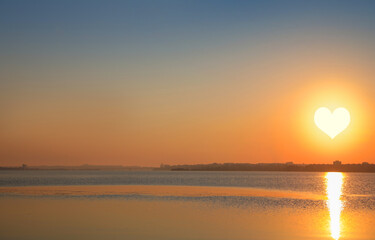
[1,160,372,169]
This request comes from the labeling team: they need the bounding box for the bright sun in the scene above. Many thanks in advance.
[314,107,351,139]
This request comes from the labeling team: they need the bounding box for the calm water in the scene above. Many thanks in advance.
[0,171,375,240]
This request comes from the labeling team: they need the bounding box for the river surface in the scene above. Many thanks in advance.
[0,171,374,240]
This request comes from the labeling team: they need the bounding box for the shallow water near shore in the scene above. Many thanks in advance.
[1,171,375,240]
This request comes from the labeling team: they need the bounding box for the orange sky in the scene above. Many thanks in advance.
[2,56,374,166]
[1,2,375,166]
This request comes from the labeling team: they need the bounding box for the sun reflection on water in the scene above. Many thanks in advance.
[326,172,344,240]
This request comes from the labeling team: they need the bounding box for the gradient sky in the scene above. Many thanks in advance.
[1,0,375,166]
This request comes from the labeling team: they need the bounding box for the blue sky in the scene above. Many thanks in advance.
[1,0,374,55]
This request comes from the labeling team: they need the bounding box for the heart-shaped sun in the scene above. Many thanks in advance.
[314,107,350,139]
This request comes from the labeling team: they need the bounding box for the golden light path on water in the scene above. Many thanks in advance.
[326,172,344,240]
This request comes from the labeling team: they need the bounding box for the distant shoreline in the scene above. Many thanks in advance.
[1,162,375,173]
[162,162,375,173]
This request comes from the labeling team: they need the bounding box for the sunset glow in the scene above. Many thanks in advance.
[315,107,350,139]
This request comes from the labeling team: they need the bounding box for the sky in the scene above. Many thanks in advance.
[1,0,375,166]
